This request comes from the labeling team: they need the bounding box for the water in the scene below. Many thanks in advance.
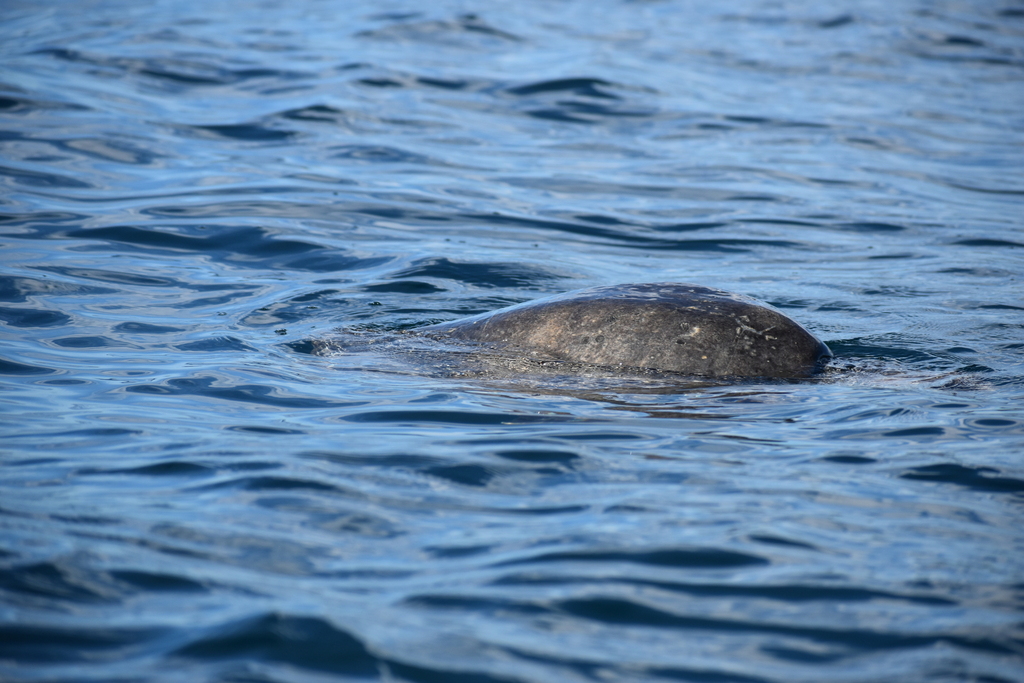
[2,0,1023,681]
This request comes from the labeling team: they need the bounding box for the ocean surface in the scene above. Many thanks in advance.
[2,0,1023,681]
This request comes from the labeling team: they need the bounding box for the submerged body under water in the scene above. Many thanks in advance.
[315,281,835,385]
[2,0,1023,681]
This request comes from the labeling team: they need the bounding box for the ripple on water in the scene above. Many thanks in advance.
[1,0,1023,681]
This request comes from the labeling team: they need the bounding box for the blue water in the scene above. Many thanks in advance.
[2,0,1023,681]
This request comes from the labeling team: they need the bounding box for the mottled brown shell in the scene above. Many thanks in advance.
[419,283,832,378]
